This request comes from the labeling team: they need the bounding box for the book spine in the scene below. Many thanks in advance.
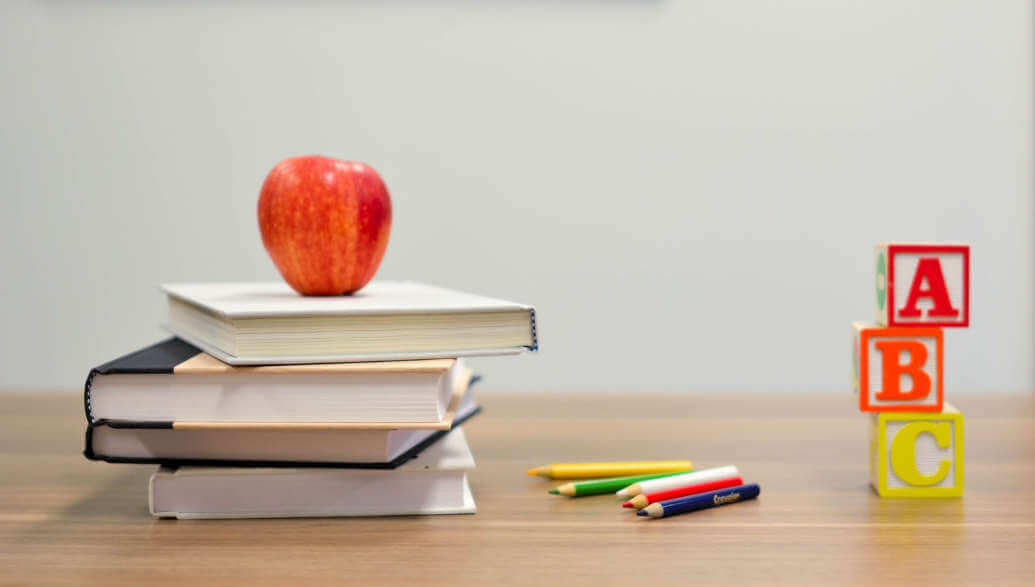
[82,419,176,461]
[529,308,539,351]
[83,368,99,423]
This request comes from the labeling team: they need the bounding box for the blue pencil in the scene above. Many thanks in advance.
[637,483,760,519]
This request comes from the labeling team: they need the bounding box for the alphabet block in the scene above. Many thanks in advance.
[875,243,969,327]
[869,404,964,497]
[852,322,943,412]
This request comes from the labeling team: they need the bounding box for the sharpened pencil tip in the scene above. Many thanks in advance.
[526,468,537,476]
[621,502,633,508]
[616,489,628,497]
[636,510,648,517]
[548,488,559,495]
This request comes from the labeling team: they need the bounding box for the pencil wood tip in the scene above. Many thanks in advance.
[617,483,641,497]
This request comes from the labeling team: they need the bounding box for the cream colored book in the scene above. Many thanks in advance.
[86,339,471,424]
[149,428,477,519]
[162,281,538,365]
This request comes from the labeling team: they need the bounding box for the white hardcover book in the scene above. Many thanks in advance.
[162,281,538,365]
[150,428,477,519]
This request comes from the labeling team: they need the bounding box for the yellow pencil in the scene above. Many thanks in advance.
[526,461,692,480]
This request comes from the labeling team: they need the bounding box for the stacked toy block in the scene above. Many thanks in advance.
[853,243,969,497]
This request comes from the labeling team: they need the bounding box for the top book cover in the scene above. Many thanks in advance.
[875,243,969,328]
[162,281,538,365]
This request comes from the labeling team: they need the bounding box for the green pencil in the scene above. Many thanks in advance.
[548,472,691,497]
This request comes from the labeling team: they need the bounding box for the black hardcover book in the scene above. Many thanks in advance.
[83,338,481,469]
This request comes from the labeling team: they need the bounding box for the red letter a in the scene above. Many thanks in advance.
[899,258,959,318]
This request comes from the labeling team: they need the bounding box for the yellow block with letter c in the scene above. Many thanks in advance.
[890,421,951,486]
[870,404,963,497]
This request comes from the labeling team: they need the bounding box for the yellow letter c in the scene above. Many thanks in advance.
[890,422,952,486]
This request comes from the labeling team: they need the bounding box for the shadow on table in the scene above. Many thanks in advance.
[12,467,152,545]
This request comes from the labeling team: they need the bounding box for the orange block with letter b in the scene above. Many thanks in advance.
[852,322,943,412]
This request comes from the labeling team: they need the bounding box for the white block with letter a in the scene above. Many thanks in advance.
[875,243,969,328]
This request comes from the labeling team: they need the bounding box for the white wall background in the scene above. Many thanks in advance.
[2,1,1032,392]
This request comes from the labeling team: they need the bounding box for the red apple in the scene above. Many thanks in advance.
[258,156,392,295]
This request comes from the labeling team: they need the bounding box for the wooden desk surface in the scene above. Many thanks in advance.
[1,391,1033,585]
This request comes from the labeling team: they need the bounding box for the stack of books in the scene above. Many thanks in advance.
[82,281,537,518]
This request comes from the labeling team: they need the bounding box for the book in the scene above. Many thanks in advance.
[149,428,477,518]
[85,338,468,424]
[84,383,481,467]
[161,281,537,365]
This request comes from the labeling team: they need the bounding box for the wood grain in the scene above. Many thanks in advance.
[1,391,1033,585]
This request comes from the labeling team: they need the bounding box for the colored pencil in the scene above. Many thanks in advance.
[616,465,739,497]
[622,475,743,509]
[637,483,760,519]
[549,472,689,497]
[526,460,692,480]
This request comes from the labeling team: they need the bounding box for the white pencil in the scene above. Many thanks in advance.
[615,465,740,497]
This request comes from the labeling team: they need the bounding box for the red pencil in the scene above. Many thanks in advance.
[622,476,744,510]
